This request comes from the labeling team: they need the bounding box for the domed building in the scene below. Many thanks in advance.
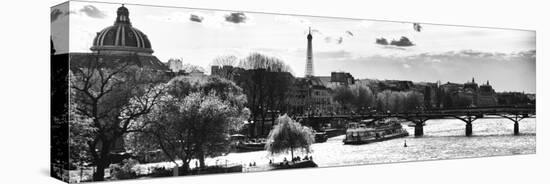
[70,5,167,71]
[90,5,153,55]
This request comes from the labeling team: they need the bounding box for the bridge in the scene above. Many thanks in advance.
[295,106,536,137]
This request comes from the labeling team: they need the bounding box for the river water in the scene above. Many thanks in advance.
[205,117,535,170]
[69,118,535,182]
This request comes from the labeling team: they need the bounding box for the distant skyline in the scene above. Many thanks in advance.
[51,2,536,93]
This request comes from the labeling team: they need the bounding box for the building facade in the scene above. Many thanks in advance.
[168,59,183,72]
[289,77,336,116]
[477,80,498,106]
[437,78,497,108]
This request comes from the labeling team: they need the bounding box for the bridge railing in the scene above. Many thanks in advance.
[294,105,535,119]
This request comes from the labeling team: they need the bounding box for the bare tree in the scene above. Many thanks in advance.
[70,53,166,181]
[182,63,205,73]
[236,53,294,137]
[212,55,238,67]
[238,53,292,73]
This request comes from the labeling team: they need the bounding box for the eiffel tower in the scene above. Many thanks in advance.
[305,27,314,77]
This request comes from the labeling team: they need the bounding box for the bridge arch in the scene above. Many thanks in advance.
[494,113,535,135]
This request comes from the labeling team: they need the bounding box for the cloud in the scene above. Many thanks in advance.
[224,12,247,24]
[80,5,106,19]
[376,37,389,45]
[190,14,204,23]
[316,50,353,60]
[147,11,228,28]
[324,36,344,44]
[403,49,536,63]
[336,37,344,44]
[51,9,64,22]
[376,37,415,48]
[413,23,422,32]
[458,50,495,57]
[390,36,414,47]
[317,29,349,44]
[311,29,322,34]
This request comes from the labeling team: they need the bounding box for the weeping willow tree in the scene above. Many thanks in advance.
[265,115,314,160]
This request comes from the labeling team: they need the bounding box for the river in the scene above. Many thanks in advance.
[69,117,535,182]
[205,117,535,170]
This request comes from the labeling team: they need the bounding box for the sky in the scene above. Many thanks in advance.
[51,1,536,93]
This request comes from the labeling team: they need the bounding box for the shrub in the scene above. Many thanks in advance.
[109,158,139,180]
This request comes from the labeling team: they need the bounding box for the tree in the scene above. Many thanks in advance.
[238,53,292,72]
[389,91,404,112]
[130,76,249,173]
[212,55,238,67]
[236,53,294,137]
[373,90,425,113]
[68,81,96,169]
[351,85,375,113]
[376,90,393,112]
[210,55,239,80]
[70,54,166,181]
[403,91,424,112]
[181,63,205,73]
[265,115,314,160]
[423,86,433,109]
[333,85,376,114]
[332,86,355,113]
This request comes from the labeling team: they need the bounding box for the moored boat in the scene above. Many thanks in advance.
[229,135,267,152]
[314,131,328,143]
[235,141,266,152]
[343,119,409,145]
[272,160,318,170]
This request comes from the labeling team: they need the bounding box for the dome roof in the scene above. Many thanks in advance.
[90,5,153,55]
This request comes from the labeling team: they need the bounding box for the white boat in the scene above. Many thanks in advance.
[343,119,409,145]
